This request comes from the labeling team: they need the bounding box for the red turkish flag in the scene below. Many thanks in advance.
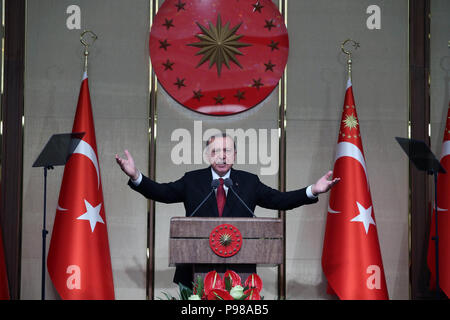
[427,104,450,298]
[47,73,115,299]
[0,223,10,300]
[321,79,389,300]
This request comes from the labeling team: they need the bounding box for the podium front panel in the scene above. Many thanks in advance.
[169,217,283,266]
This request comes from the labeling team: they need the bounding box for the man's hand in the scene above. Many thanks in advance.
[311,170,340,196]
[115,150,139,181]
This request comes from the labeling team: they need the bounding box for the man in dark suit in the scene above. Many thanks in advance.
[116,133,339,287]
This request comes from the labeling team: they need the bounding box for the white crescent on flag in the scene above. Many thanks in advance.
[328,141,369,215]
[72,138,100,189]
[328,204,340,214]
[334,141,369,187]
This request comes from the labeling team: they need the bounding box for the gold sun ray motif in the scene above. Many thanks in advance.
[219,233,232,247]
[187,14,252,77]
[343,114,359,130]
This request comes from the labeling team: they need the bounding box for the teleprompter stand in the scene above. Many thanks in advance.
[32,132,85,300]
[396,137,446,299]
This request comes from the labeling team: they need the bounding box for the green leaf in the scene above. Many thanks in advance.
[213,292,224,300]
[195,275,204,297]
[178,282,193,300]
[224,276,232,292]
[239,293,250,300]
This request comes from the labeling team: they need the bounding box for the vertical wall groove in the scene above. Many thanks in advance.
[0,0,25,300]
[409,0,432,299]
[277,0,288,299]
[146,0,158,300]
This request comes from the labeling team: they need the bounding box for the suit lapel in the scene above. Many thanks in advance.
[203,166,219,217]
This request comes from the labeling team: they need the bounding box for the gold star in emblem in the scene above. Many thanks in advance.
[343,114,358,130]
[159,39,171,51]
[175,0,186,12]
[268,40,279,51]
[264,60,276,72]
[214,93,225,105]
[193,90,204,101]
[252,1,264,13]
[187,14,252,77]
[162,18,174,30]
[264,19,276,31]
[234,90,245,101]
[174,77,186,89]
[162,59,174,71]
[251,78,264,90]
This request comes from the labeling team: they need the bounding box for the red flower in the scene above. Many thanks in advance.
[203,271,224,296]
[244,273,263,291]
[224,270,242,287]
[207,289,234,300]
[191,270,263,300]
[244,288,261,300]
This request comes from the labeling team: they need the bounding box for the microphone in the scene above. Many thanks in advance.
[188,179,220,217]
[223,178,256,217]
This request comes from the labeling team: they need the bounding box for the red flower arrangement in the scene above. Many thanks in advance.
[178,270,263,300]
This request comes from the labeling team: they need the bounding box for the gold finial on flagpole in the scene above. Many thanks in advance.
[341,39,360,80]
[80,30,98,74]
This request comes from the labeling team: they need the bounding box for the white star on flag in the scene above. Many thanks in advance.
[77,199,104,232]
[350,202,376,234]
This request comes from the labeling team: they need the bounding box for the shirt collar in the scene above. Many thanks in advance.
[211,167,231,181]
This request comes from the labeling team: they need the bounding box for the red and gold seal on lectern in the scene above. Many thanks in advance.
[149,0,289,115]
[209,224,242,257]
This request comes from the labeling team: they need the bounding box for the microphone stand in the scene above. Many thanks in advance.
[188,180,219,217]
[41,165,53,300]
[430,168,441,299]
[224,178,256,217]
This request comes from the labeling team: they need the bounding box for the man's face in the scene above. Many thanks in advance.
[206,136,236,177]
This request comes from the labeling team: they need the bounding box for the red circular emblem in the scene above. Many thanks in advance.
[149,0,289,115]
[209,224,242,257]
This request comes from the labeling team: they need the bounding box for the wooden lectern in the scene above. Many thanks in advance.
[169,217,283,281]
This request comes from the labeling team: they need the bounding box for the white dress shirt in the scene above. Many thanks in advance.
[211,167,230,195]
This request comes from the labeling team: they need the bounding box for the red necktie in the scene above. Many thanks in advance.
[216,178,226,217]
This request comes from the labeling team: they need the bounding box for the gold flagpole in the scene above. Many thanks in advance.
[341,39,360,81]
[80,30,98,74]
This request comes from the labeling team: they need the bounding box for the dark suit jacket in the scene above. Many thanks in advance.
[128,167,318,287]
